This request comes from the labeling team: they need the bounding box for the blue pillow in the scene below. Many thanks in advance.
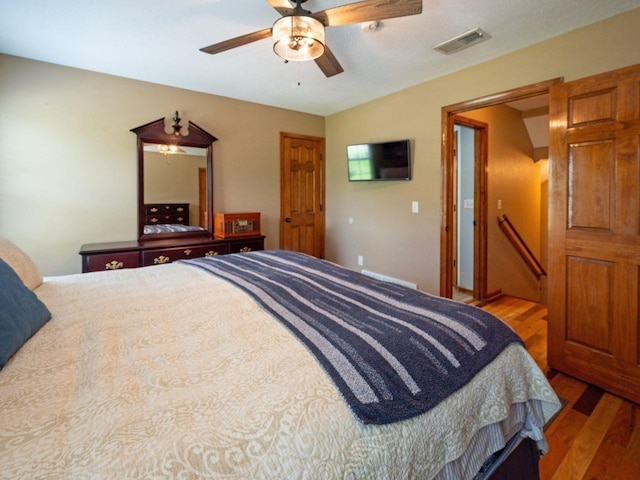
[0,258,51,370]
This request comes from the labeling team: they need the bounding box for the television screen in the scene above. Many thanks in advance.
[347,139,411,181]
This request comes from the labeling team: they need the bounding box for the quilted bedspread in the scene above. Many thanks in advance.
[0,258,560,479]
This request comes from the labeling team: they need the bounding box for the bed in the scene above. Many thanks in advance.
[143,223,206,235]
[0,237,561,479]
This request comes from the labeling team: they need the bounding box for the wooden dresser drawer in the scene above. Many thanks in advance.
[141,244,228,266]
[228,238,264,254]
[80,236,263,273]
[83,251,140,272]
[145,203,189,215]
[145,213,189,225]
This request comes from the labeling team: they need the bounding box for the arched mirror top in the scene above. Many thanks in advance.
[131,112,218,242]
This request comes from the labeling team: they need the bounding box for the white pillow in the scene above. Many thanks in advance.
[0,235,43,290]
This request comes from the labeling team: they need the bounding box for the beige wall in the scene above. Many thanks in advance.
[0,55,324,275]
[325,8,640,295]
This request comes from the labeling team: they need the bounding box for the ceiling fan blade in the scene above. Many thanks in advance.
[200,28,273,55]
[315,46,344,78]
[312,0,422,27]
[264,0,295,16]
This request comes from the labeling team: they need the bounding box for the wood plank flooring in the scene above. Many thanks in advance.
[479,296,640,480]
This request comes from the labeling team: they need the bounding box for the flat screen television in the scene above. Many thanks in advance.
[347,139,411,181]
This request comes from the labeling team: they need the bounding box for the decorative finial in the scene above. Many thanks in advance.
[172,111,182,136]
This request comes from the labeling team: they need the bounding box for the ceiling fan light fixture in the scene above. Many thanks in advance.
[273,15,325,61]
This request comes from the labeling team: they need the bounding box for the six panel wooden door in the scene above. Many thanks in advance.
[548,64,640,404]
[280,132,325,258]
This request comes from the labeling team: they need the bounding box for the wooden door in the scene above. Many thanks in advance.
[198,167,206,228]
[280,132,325,258]
[548,64,640,404]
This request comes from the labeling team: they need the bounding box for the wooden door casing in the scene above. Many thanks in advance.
[198,167,206,228]
[453,115,489,301]
[548,63,640,404]
[440,78,562,299]
[280,132,325,258]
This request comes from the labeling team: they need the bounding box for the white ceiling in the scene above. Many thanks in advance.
[1,0,639,116]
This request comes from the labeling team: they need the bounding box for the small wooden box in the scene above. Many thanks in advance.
[214,212,261,238]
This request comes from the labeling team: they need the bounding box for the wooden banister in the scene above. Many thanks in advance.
[497,214,546,279]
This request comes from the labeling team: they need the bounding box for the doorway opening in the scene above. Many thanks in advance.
[440,78,562,302]
[452,117,488,303]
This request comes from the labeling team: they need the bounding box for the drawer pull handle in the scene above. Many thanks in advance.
[240,247,252,253]
[154,255,170,264]
[150,217,159,223]
[205,250,219,257]
[105,261,124,270]
[177,217,185,222]
[177,207,184,212]
[184,249,192,255]
[150,207,158,213]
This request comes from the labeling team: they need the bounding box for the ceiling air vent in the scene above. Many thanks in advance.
[434,28,490,55]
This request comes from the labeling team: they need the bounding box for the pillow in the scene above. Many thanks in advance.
[0,258,51,370]
[0,235,43,290]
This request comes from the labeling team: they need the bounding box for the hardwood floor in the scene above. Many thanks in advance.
[480,296,640,480]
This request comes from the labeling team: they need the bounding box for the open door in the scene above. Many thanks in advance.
[547,64,640,404]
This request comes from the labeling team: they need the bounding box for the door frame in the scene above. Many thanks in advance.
[440,78,562,299]
[453,116,488,301]
[198,167,206,228]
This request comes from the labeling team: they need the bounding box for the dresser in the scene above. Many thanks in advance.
[145,203,190,226]
[79,236,264,273]
[83,114,266,274]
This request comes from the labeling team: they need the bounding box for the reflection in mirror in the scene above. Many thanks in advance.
[142,144,207,235]
[131,112,218,241]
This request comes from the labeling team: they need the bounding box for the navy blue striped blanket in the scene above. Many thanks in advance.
[183,250,523,425]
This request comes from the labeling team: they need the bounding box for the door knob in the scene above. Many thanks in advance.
[285,217,292,223]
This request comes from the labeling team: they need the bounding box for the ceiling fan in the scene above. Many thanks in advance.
[200,0,423,77]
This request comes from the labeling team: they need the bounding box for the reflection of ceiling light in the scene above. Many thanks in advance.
[158,144,185,155]
[272,15,325,61]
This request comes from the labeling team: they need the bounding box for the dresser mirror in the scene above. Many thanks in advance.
[131,112,218,241]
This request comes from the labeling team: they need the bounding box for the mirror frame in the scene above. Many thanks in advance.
[131,115,218,241]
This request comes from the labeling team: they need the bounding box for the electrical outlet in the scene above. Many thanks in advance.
[357,255,363,266]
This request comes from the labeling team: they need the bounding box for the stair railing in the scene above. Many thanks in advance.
[497,214,546,279]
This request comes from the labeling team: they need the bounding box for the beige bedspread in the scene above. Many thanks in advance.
[0,263,560,479]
